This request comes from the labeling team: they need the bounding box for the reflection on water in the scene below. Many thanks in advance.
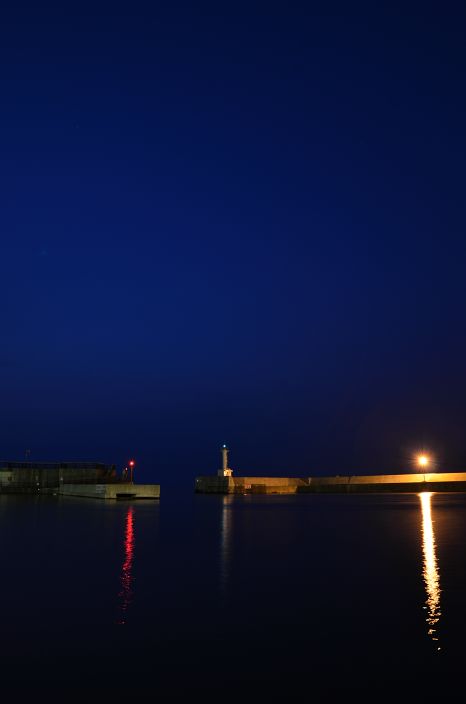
[117,506,135,625]
[220,496,233,595]
[419,493,441,650]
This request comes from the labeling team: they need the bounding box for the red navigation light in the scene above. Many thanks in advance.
[129,460,135,467]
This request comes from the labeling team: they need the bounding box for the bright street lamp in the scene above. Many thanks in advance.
[417,454,430,468]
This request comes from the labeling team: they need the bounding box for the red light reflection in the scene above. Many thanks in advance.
[117,505,135,625]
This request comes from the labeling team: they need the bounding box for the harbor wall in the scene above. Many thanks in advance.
[195,476,308,494]
[195,472,466,494]
[0,462,117,491]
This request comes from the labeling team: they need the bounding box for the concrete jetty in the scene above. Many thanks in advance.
[59,482,160,500]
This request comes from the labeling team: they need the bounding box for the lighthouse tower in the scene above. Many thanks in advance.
[218,444,233,477]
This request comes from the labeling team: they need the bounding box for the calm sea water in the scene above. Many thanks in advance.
[1,490,465,701]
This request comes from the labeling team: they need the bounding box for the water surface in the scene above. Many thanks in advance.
[1,491,465,700]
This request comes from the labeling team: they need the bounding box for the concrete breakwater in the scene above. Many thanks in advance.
[195,472,466,494]
[196,476,308,494]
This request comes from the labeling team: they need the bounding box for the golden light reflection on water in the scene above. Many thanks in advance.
[419,492,441,649]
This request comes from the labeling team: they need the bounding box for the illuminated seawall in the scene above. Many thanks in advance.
[195,472,466,494]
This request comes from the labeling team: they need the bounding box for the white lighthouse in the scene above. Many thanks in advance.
[218,444,233,477]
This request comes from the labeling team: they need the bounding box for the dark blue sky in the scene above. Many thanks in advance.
[2,1,466,483]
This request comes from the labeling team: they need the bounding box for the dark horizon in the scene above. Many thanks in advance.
[2,1,466,485]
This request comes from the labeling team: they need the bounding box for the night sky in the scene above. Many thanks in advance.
[2,1,466,484]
